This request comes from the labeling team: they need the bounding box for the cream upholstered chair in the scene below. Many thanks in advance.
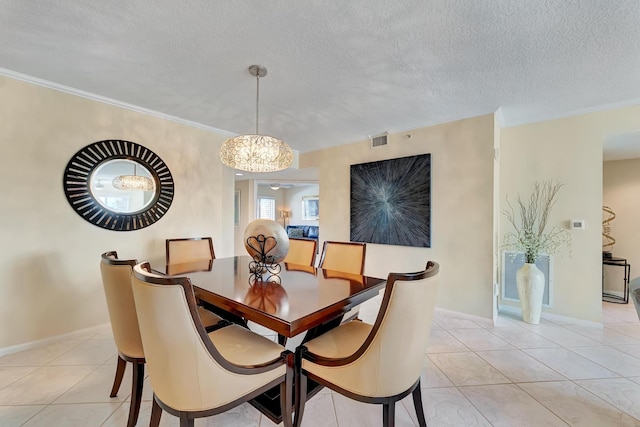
[165,237,236,322]
[294,261,439,427]
[166,237,215,264]
[284,237,317,266]
[100,252,224,427]
[318,240,366,274]
[99,251,145,427]
[318,240,366,321]
[131,262,294,427]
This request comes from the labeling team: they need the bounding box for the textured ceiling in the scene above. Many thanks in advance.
[2,0,640,160]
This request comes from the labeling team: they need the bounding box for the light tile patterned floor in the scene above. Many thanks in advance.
[1,302,640,426]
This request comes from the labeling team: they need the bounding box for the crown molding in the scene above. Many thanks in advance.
[0,67,235,136]
[500,98,640,128]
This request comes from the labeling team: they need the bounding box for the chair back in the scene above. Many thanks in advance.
[99,251,144,359]
[328,262,439,397]
[318,241,366,275]
[372,262,438,394]
[131,263,280,411]
[166,237,215,264]
[283,238,317,266]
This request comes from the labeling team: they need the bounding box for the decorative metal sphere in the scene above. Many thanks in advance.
[243,219,290,262]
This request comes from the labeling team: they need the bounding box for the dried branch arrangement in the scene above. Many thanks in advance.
[502,181,572,263]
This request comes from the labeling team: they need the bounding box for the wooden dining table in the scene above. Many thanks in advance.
[159,255,386,423]
[162,255,386,339]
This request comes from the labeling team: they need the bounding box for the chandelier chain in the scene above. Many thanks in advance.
[255,73,260,134]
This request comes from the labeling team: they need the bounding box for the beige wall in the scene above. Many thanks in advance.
[603,158,640,286]
[0,76,234,349]
[500,105,640,322]
[303,115,496,318]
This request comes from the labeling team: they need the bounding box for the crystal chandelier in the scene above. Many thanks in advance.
[220,65,294,173]
[112,163,155,191]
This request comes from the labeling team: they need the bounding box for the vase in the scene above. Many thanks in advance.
[516,263,545,324]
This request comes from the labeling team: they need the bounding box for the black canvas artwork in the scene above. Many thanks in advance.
[350,154,431,247]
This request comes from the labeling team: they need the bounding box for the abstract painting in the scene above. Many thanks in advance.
[350,154,431,247]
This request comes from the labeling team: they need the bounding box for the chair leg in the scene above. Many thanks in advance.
[293,373,307,427]
[150,396,162,427]
[179,412,194,427]
[281,353,294,427]
[127,361,144,427]
[109,355,127,397]
[412,382,427,427]
[383,402,395,427]
[278,334,288,346]
[293,349,307,427]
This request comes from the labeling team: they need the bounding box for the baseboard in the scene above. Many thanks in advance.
[498,304,602,328]
[603,289,625,298]
[435,307,494,325]
[0,323,110,357]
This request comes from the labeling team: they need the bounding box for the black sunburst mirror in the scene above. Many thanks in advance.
[63,139,174,231]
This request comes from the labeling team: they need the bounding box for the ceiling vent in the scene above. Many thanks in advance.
[370,133,388,148]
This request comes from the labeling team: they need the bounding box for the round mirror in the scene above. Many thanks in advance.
[63,139,174,231]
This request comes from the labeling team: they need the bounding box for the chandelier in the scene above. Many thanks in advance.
[112,163,155,191]
[220,65,294,173]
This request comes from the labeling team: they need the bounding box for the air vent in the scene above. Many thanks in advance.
[370,133,388,148]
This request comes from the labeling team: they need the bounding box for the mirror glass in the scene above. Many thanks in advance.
[90,159,156,213]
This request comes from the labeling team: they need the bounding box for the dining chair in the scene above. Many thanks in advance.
[283,237,317,266]
[318,240,366,274]
[166,237,215,264]
[100,252,225,427]
[165,237,237,320]
[131,262,294,427]
[318,240,367,320]
[274,238,317,347]
[293,261,439,427]
[99,251,145,427]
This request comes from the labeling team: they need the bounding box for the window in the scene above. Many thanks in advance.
[257,196,276,220]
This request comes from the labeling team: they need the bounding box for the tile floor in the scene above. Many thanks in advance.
[1,302,640,426]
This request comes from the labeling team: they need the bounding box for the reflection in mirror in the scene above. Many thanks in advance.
[90,159,156,213]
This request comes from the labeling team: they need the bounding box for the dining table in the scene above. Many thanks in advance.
[158,255,387,423]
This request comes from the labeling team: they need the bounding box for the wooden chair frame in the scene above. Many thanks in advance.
[133,263,294,427]
[100,251,145,427]
[294,261,439,427]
